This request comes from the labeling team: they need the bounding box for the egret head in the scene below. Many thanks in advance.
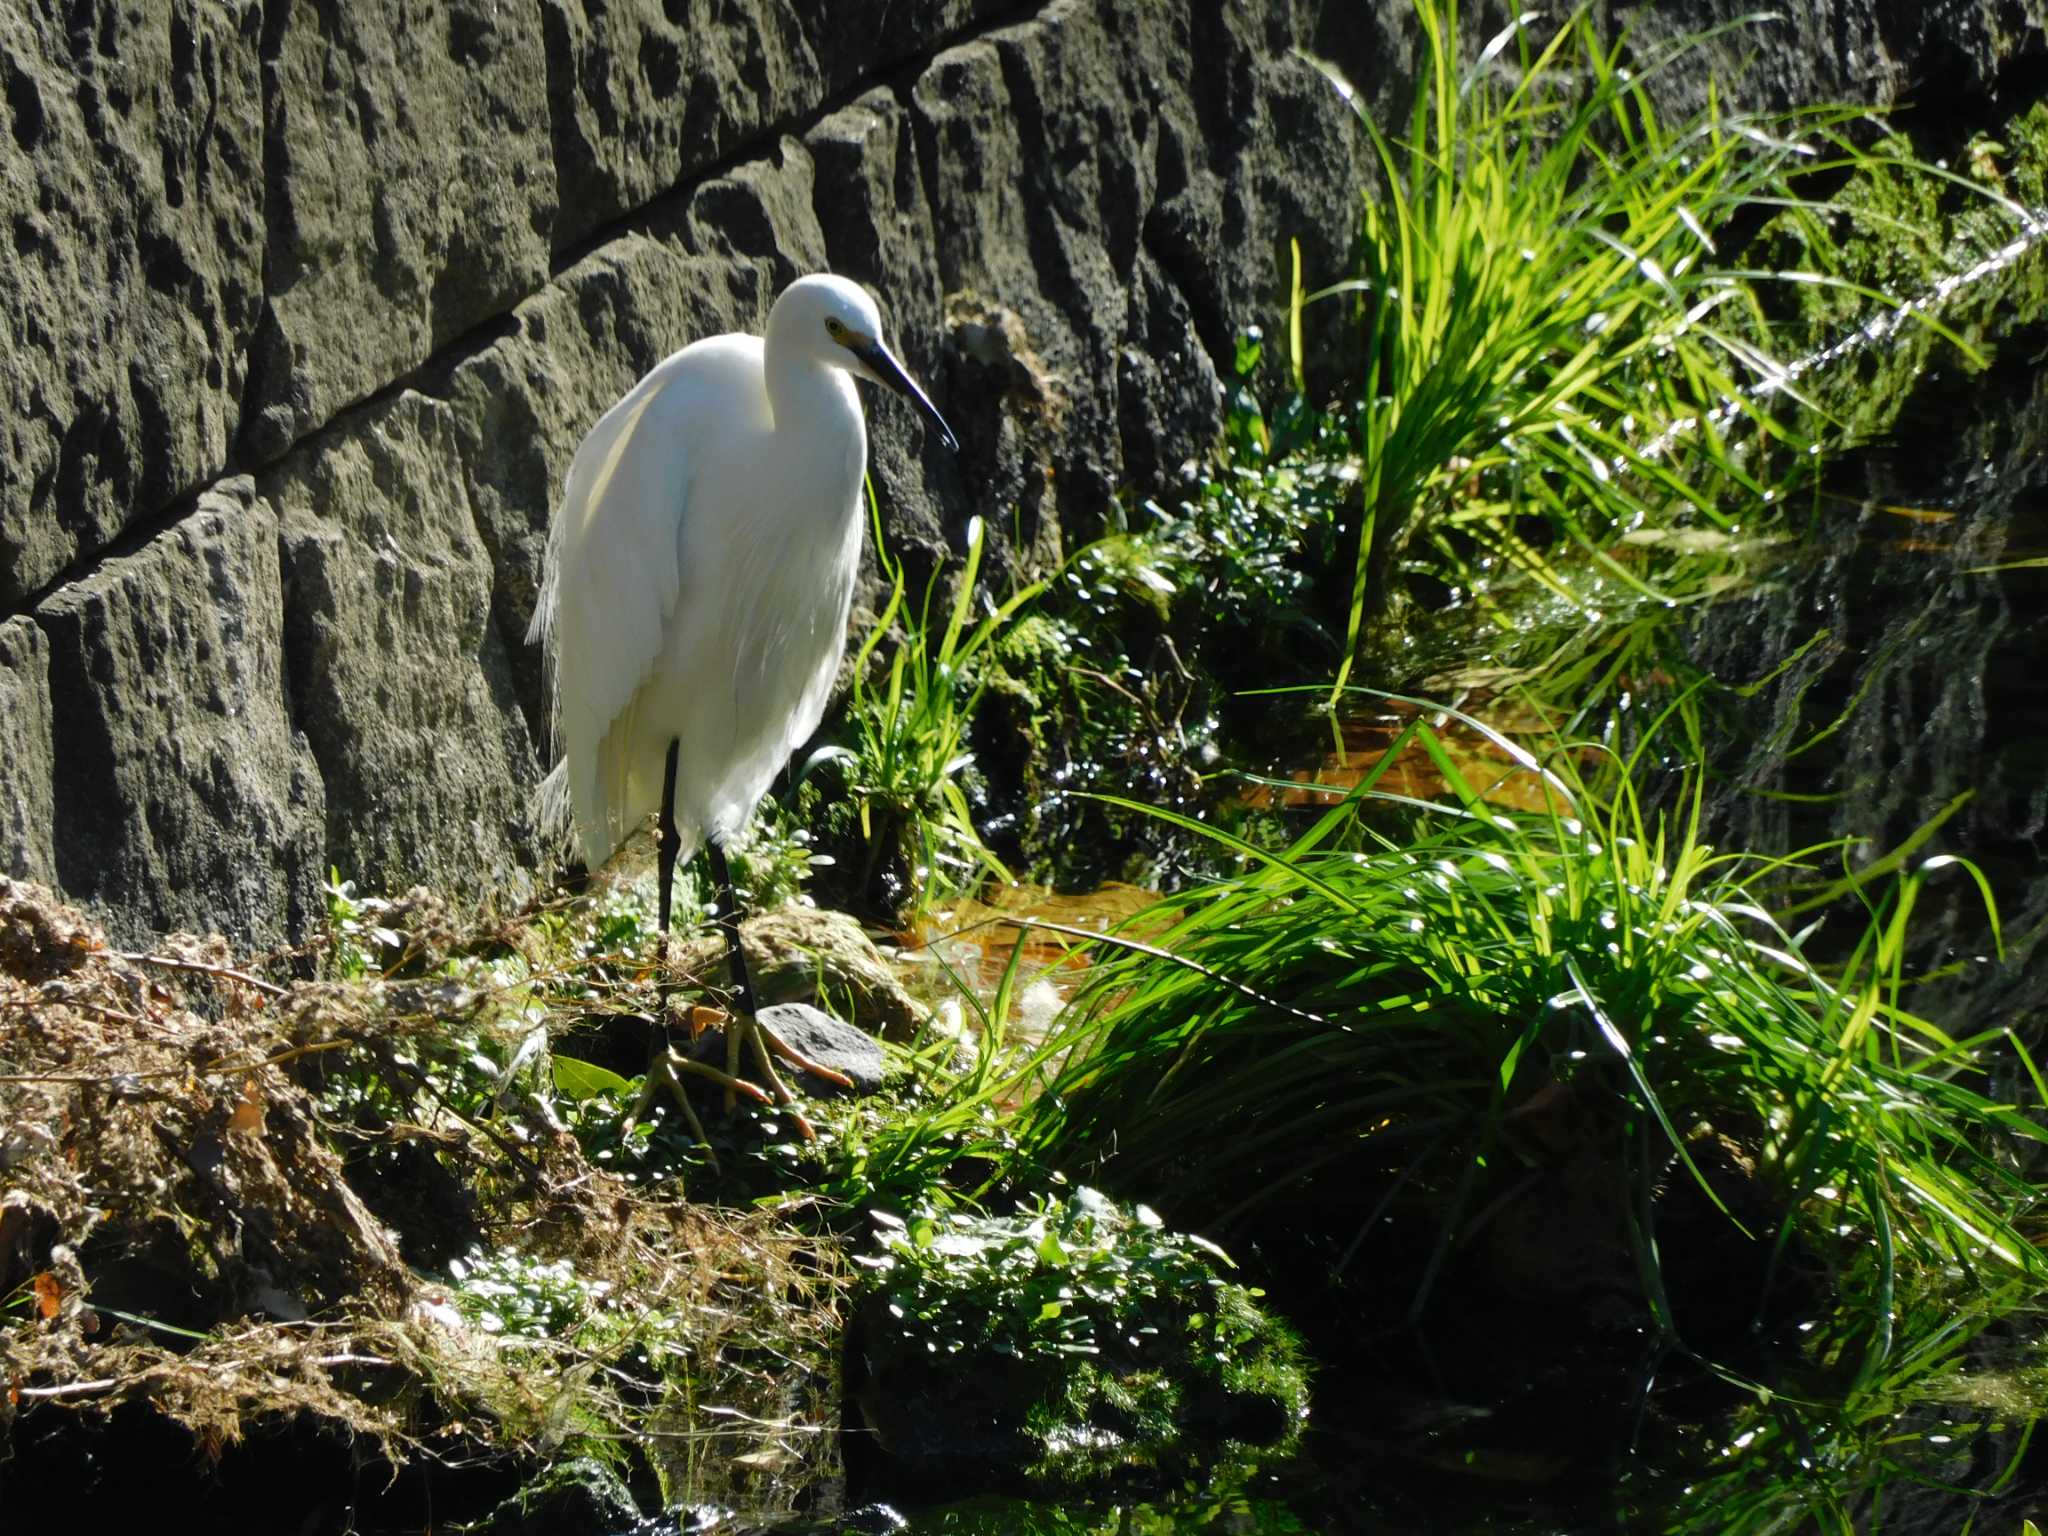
[773,274,959,452]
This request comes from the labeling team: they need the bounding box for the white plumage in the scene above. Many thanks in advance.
[526,274,953,876]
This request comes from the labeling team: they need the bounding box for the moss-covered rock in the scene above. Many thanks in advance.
[848,1187,1308,1495]
[1753,103,2048,450]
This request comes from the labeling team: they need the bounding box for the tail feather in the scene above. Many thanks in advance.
[534,760,576,861]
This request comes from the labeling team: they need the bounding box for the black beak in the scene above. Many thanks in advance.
[850,336,959,453]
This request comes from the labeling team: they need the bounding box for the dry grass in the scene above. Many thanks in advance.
[0,878,851,1513]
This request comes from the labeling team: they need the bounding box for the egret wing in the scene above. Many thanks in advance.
[527,339,765,856]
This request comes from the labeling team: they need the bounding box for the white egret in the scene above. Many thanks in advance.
[527,273,957,1135]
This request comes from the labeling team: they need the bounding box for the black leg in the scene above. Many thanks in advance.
[655,738,682,937]
[705,838,757,1018]
[654,736,683,1051]
[624,735,756,1154]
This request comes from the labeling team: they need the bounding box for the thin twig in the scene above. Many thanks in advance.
[209,1039,357,1075]
[14,1378,118,1401]
[0,1038,355,1088]
[113,951,289,999]
[0,996,149,1028]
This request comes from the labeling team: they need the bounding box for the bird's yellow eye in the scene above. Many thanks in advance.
[824,316,846,340]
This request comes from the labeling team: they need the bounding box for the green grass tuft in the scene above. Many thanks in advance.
[1306,1,1982,688]
[1009,698,2047,1332]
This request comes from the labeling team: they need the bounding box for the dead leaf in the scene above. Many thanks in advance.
[31,1270,60,1320]
[227,1077,264,1134]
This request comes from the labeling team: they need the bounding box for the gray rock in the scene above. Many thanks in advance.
[539,0,1009,251]
[0,619,55,885]
[540,0,808,248]
[693,1001,886,1096]
[745,906,934,1046]
[34,481,325,945]
[672,903,933,1044]
[1602,0,2048,118]
[243,0,556,462]
[0,0,265,607]
[265,391,539,912]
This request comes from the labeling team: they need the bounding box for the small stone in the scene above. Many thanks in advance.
[693,1001,885,1096]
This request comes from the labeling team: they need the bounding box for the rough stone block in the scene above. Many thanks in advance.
[540,0,1008,251]
[913,32,1113,550]
[242,0,555,461]
[1606,0,2048,118]
[36,481,325,946]
[266,391,540,910]
[0,618,55,885]
[0,0,266,606]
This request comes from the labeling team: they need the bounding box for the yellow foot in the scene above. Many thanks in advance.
[622,1042,774,1171]
[714,1009,854,1142]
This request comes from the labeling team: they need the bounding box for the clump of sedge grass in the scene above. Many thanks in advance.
[1010,696,2047,1333]
[1309,0,1974,686]
[803,504,1042,920]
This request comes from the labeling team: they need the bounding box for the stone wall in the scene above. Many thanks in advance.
[0,0,2040,946]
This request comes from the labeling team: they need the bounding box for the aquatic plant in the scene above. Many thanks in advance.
[1009,699,2048,1338]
